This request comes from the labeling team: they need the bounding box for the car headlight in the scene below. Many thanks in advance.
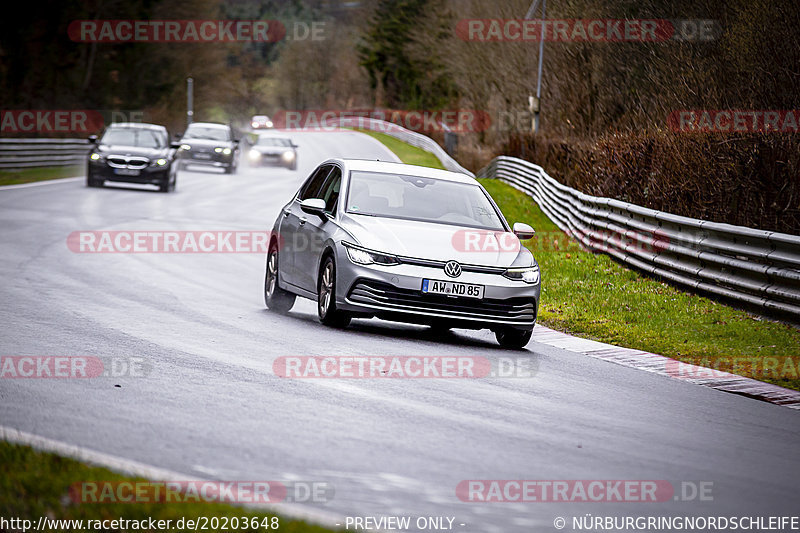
[266,120,273,128]
[343,242,399,266]
[155,158,167,166]
[503,265,540,284]
[249,149,261,159]
[251,122,259,128]
[180,144,191,151]
[281,151,295,161]
[223,147,232,155]
[89,152,102,161]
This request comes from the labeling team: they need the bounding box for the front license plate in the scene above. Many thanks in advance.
[114,168,140,176]
[193,153,211,159]
[422,279,484,299]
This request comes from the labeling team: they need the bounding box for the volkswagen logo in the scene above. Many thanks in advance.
[444,260,462,278]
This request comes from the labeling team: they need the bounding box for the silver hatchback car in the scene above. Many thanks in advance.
[264,159,541,348]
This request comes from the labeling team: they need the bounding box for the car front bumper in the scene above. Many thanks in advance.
[336,252,540,330]
[88,162,170,185]
[180,151,234,168]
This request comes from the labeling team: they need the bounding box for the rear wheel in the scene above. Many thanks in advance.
[318,256,350,328]
[264,245,295,313]
[494,327,533,349]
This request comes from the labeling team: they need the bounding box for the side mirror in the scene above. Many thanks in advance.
[170,141,181,149]
[300,198,326,218]
[233,138,240,145]
[88,135,98,144]
[291,143,298,148]
[512,222,535,240]
[173,133,183,141]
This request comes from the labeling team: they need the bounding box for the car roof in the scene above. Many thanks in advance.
[187,122,229,129]
[335,158,477,185]
[107,122,166,131]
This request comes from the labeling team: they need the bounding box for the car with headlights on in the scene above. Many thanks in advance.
[86,122,178,192]
[177,122,239,174]
[263,159,540,348]
[248,134,298,170]
[250,115,273,130]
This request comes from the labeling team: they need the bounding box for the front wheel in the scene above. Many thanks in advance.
[86,175,103,187]
[159,173,176,193]
[494,327,532,349]
[264,245,295,313]
[318,256,351,328]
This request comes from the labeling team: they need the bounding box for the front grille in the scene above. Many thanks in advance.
[347,280,536,325]
[108,156,149,169]
[396,256,507,274]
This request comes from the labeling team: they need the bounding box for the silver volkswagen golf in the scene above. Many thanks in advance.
[263,159,541,348]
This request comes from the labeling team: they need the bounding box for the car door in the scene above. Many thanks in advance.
[279,164,332,290]
[293,165,342,293]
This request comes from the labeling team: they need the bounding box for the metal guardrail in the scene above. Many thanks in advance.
[0,138,90,170]
[479,155,800,318]
[321,116,474,177]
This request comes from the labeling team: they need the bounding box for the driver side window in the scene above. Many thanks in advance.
[318,167,342,215]
[298,165,332,201]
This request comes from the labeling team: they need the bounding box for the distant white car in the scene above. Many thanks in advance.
[250,115,273,129]
[248,134,298,170]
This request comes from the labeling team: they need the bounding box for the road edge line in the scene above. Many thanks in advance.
[532,324,800,409]
[0,176,83,190]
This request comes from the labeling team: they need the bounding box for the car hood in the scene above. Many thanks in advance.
[97,144,168,158]
[341,214,528,268]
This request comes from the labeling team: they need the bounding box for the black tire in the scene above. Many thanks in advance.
[494,327,533,349]
[158,171,176,193]
[317,255,351,328]
[86,175,103,188]
[264,244,296,313]
[289,160,297,171]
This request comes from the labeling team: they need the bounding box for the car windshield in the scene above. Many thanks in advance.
[101,128,164,148]
[346,171,505,230]
[183,126,230,141]
[257,137,291,147]
[252,115,268,121]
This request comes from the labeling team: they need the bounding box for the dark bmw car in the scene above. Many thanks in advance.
[87,123,178,192]
[247,134,298,170]
[177,122,239,174]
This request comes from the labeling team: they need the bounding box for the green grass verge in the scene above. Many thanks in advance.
[481,179,800,391]
[0,441,335,533]
[0,166,83,186]
[364,131,800,391]
[356,130,445,170]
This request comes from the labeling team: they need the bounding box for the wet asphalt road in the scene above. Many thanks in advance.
[1,130,798,532]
